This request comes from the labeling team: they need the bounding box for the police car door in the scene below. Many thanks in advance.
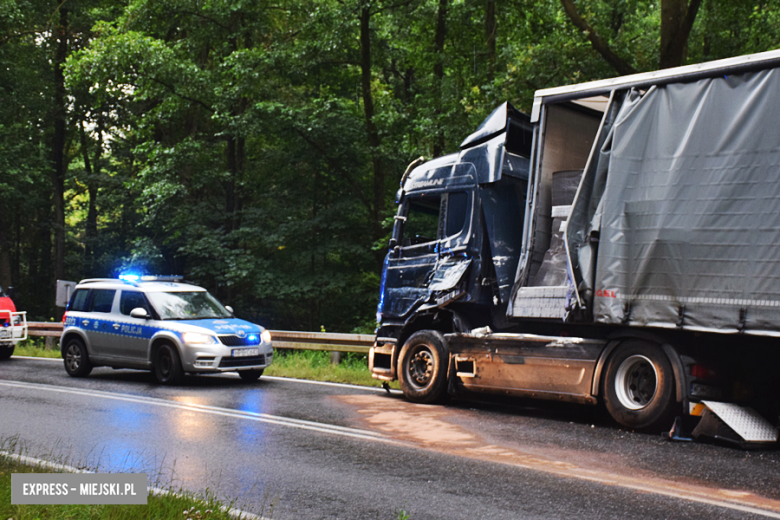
[83,289,119,357]
[114,290,153,363]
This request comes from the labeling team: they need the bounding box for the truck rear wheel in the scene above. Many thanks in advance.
[603,340,677,430]
[398,330,448,404]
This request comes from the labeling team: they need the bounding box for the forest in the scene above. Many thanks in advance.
[1,0,778,332]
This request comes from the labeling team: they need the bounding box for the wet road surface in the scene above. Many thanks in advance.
[1,356,779,519]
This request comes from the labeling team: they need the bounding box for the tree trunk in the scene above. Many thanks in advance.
[486,0,496,81]
[659,0,702,68]
[50,5,68,285]
[359,6,384,238]
[80,120,99,272]
[0,198,12,291]
[432,0,447,157]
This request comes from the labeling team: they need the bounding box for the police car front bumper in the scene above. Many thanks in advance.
[180,342,274,373]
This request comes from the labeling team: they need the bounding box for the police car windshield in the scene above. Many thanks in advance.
[146,291,232,320]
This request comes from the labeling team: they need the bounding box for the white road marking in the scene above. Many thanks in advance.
[0,450,266,520]
[10,356,404,394]
[0,380,402,445]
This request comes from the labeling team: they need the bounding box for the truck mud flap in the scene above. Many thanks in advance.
[668,401,778,448]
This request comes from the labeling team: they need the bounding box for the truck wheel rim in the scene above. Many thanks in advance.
[65,345,81,371]
[408,346,434,388]
[614,354,657,410]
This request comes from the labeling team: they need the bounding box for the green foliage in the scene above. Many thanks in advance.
[2,0,779,328]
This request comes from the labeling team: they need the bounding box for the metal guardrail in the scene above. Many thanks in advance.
[27,323,374,354]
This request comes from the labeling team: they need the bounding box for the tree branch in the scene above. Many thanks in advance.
[560,0,636,76]
[293,127,374,215]
[150,78,215,113]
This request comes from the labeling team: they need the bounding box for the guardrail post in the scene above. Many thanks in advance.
[330,351,341,365]
[45,337,55,350]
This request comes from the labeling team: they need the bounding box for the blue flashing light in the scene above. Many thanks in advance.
[119,273,141,282]
[248,334,258,343]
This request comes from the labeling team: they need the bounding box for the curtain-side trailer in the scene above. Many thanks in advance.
[369,50,780,441]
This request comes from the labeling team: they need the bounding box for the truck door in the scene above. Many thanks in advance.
[382,190,471,318]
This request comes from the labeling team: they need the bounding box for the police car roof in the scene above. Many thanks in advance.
[77,278,205,292]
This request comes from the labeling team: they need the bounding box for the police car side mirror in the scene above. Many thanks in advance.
[225,305,234,315]
[130,308,150,319]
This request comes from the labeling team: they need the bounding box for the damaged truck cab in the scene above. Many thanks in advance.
[372,103,532,387]
[371,50,780,443]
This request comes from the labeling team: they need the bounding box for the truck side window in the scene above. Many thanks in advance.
[68,289,89,312]
[120,291,149,316]
[404,195,441,246]
[89,289,116,313]
[445,192,468,236]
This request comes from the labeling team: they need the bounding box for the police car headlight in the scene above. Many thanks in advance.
[261,330,272,344]
[182,332,217,345]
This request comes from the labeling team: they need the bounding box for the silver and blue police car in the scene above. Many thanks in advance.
[61,276,272,384]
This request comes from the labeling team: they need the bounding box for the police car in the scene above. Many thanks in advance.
[61,276,272,384]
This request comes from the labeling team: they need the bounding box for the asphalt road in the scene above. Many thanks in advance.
[1,356,780,519]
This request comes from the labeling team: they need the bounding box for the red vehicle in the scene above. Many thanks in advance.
[0,286,27,359]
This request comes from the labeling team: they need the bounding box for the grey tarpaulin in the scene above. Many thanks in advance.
[567,68,780,336]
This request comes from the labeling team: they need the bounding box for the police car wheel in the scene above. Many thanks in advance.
[238,369,263,381]
[63,338,93,377]
[153,344,184,385]
[0,345,14,360]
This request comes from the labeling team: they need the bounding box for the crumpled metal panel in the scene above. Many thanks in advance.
[428,258,472,291]
[571,67,780,335]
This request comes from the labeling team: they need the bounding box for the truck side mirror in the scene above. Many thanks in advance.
[7,286,14,298]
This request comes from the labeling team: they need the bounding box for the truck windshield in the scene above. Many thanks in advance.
[404,195,441,246]
[147,291,232,320]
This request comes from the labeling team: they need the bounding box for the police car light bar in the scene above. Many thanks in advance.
[139,275,184,282]
[118,274,184,282]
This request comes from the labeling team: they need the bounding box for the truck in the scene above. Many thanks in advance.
[0,285,27,359]
[369,49,780,441]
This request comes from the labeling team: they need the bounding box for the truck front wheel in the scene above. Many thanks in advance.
[398,330,448,404]
[603,340,677,430]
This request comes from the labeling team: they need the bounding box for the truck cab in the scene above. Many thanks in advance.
[373,104,534,379]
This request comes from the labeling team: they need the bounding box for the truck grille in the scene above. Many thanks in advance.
[219,355,266,368]
[218,335,260,346]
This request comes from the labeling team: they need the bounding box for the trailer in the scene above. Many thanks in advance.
[0,285,27,359]
[370,50,780,445]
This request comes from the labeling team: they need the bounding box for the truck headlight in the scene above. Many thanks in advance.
[182,332,217,345]
[261,330,272,343]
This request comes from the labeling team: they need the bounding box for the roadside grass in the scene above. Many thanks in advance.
[12,340,400,389]
[265,349,400,390]
[13,337,62,358]
[0,452,253,520]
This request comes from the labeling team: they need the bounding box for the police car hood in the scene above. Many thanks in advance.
[169,318,264,336]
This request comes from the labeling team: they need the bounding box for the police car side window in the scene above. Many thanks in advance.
[90,290,116,313]
[120,291,148,316]
[69,289,90,312]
